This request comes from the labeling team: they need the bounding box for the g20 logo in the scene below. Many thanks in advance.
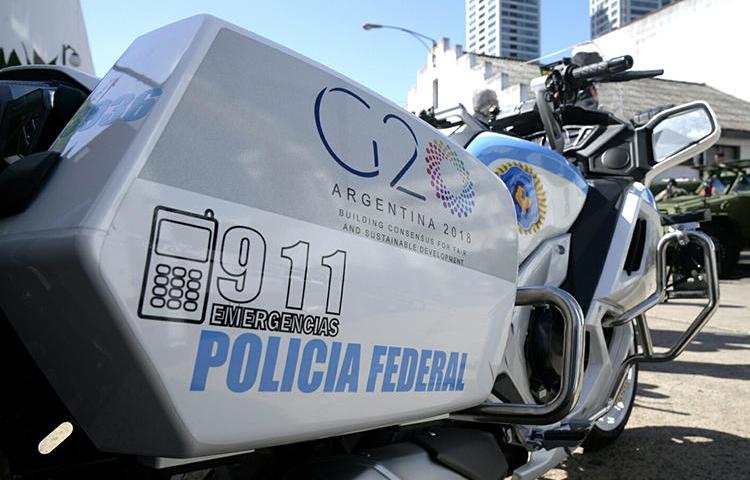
[314,86,475,217]
[425,140,475,218]
[314,87,425,200]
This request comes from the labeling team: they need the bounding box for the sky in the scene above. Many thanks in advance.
[80,0,590,106]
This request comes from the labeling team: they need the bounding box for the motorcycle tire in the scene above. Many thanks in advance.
[713,234,740,279]
[582,363,639,451]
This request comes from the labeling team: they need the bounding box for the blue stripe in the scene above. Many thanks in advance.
[467,132,589,193]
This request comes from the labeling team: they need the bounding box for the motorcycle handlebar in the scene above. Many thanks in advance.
[570,55,634,80]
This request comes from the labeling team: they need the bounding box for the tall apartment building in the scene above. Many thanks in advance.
[590,0,672,37]
[465,0,540,60]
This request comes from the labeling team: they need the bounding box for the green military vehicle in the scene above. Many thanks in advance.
[655,159,750,276]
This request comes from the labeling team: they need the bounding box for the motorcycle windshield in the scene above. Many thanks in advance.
[567,41,627,120]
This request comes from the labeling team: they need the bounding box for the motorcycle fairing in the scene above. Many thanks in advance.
[467,132,588,260]
[509,181,660,479]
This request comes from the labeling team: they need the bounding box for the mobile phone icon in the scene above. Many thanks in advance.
[138,206,218,324]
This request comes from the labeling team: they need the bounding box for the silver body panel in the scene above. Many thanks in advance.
[0,16,520,457]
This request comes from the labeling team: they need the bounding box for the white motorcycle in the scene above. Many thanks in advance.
[0,16,719,479]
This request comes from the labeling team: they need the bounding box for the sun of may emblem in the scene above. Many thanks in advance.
[495,162,547,234]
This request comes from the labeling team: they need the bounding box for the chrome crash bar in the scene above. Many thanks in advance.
[452,286,585,425]
[602,230,719,354]
[596,230,719,420]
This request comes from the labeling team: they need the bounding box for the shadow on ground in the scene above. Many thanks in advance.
[544,426,750,479]
[639,328,750,381]
[641,357,750,380]
[636,382,670,400]
[650,328,750,354]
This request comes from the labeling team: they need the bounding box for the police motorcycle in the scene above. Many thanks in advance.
[0,16,720,480]
[420,46,721,476]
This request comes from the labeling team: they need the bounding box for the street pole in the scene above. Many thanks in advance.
[362,23,439,110]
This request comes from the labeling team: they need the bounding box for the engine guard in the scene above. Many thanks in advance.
[452,231,718,449]
[597,230,720,421]
[452,286,586,426]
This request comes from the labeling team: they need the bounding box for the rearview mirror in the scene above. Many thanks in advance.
[641,102,720,186]
[652,107,714,162]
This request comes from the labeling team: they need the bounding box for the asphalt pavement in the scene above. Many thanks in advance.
[542,253,750,479]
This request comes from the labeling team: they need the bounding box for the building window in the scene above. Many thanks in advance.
[711,145,740,161]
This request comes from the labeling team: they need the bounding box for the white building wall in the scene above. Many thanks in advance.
[0,0,94,73]
[498,83,529,107]
[593,0,750,101]
[406,39,531,114]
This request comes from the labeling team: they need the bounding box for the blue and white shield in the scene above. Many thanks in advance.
[499,166,540,230]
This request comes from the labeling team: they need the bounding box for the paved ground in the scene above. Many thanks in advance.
[542,254,750,479]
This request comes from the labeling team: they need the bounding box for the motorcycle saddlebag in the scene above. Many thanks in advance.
[0,15,518,458]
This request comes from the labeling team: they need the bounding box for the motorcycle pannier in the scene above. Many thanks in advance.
[0,16,519,457]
